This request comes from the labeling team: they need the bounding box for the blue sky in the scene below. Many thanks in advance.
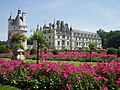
[0,0,120,41]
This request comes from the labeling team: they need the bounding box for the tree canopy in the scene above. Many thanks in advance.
[97,29,120,49]
[10,33,27,44]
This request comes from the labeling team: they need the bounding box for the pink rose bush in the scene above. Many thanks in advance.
[0,59,120,90]
[0,51,119,62]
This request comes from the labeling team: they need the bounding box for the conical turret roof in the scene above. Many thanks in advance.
[13,10,23,26]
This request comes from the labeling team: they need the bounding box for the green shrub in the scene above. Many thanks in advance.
[0,45,10,53]
[117,49,120,57]
[107,48,117,55]
[30,48,37,55]
[52,49,59,55]
[43,48,48,54]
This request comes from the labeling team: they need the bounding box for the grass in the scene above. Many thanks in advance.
[1,58,97,66]
[0,84,20,90]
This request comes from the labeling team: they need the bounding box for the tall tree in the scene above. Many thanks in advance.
[107,33,120,49]
[97,29,108,49]
[31,27,47,64]
[88,42,97,62]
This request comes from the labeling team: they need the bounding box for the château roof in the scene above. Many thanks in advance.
[13,10,23,26]
[73,29,98,36]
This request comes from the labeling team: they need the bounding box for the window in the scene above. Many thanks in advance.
[58,35,60,39]
[62,40,65,45]
[53,36,54,38]
[67,41,69,45]
[76,37,77,40]
[49,36,51,39]
[58,41,60,45]
[62,35,65,38]
[52,42,54,45]
[77,43,78,46]
[49,42,51,45]
[67,36,69,39]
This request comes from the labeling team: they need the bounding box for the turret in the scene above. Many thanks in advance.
[22,12,26,25]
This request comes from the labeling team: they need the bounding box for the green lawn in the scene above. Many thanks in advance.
[1,58,97,66]
[0,84,20,90]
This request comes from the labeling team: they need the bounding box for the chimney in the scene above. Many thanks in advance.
[22,12,26,24]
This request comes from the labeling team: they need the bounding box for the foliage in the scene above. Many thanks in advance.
[0,41,7,45]
[97,29,120,49]
[0,60,120,89]
[30,30,47,46]
[0,51,119,62]
[0,45,10,54]
[107,48,117,55]
[0,84,20,90]
[52,49,59,55]
[107,33,120,49]
[43,48,48,54]
[27,37,33,45]
[88,42,97,51]
[97,29,109,49]
[88,42,97,61]
[9,33,27,44]
[117,49,120,57]
[30,48,37,55]
[30,27,47,63]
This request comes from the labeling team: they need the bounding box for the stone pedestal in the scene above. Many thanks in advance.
[11,48,25,60]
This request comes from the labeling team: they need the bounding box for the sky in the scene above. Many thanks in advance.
[0,0,120,41]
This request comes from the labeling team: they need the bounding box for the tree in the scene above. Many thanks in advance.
[27,37,33,45]
[107,33,120,49]
[0,41,7,45]
[31,28,47,64]
[10,33,27,44]
[88,42,97,62]
[97,29,108,49]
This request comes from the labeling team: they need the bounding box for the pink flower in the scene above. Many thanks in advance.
[67,84,72,90]
[64,73,68,78]
[103,77,108,82]
[26,76,31,80]
[32,72,35,75]
[104,87,108,90]
[95,75,102,81]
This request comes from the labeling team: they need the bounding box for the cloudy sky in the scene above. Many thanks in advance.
[0,0,120,41]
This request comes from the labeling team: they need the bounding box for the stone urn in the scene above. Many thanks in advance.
[11,48,25,60]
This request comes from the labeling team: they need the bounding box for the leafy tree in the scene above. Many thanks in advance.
[27,37,33,45]
[10,33,27,44]
[0,41,7,45]
[97,29,120,49]
[107,33,120,49]
[0,45,10,53]
[97,29,108,49]
[30,27,47,64]
[88,42,97,62]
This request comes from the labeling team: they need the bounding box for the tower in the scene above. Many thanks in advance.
[8,9,28,49]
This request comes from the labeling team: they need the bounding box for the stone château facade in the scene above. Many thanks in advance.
[8,9,27,49]
[39,20,102,50]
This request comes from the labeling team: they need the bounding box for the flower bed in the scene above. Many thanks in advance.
[0,59,120,90]
[0,51,119,62]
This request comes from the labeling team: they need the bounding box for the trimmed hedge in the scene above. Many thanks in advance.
[52,49,59,55]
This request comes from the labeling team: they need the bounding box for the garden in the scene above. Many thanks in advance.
[0,49,120,90]
[0,30,120,90]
